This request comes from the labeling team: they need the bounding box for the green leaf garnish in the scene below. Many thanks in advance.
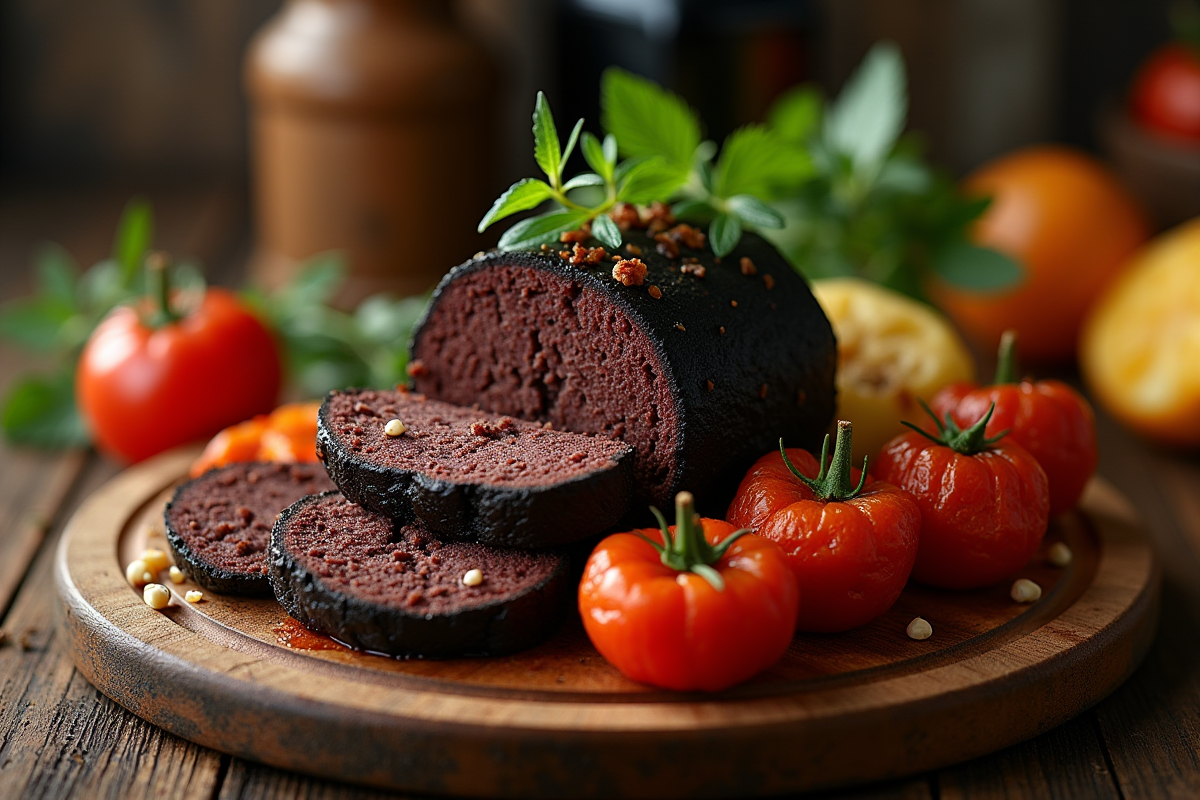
[932,241,1024,292]
[581,132,615,182]
[477,178,552,233]
[1,370,89,449]
[617,156,687,205]
[709,213,742,258]
[591,214,622,249]
[726,195,785,230]
[499,210,591,250]
[823,42,906,171]
[714,124,811,199]
[562,173,607,191]
[601,68,700,179]
[112,198,154,286]
[769,85,823,143]
[532,92,563,185]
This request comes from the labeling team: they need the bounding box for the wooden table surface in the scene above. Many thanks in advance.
[1,184,1198,800]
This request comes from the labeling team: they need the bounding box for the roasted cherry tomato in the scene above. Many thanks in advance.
[77,256,281,463]
[1130,43,1200,142]
[727,421,921,633]
[579,492,798,692]
[875,403,1049,590]
[930,330,1097,516]
[190,401,321,477]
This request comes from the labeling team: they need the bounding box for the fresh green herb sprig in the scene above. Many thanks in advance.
[602,69,809,256]
[478,91,686,251]
[760,43,1022,297]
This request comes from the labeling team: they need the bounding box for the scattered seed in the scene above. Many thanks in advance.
[648,285,662,299]
[907,617,933,640]
[675,323,686,332]
[1011,578,1042,603]
[730,300,738,308]
[718,326,726,335]
[169,566,185,584]
[1048,542,1072,567]
[126,560,152,588]
[384,419,407,437]
[185,590,204,604]
[140,548,169,573]
[462,569,484,587]
[763,274,775,290]
[706,379,715,392]
[143,584,171,610]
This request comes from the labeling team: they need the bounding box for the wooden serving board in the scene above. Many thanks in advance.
[55,447,1159,799]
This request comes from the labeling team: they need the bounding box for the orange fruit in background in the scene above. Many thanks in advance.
[1081,219,1200,448]
[930,145,1149,364]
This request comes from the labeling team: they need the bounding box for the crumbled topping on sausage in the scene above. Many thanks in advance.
[648,285,662,299]
[559,224,592,244]
[740,256,757,276]
[612,258,648,286]
[560,243,608,266]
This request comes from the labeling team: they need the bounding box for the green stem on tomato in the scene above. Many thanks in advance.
[146,251,179,328]
[779,420,869,501]
[902,399,1009,455]
[993,329,1020,384]
[640,491,750,591]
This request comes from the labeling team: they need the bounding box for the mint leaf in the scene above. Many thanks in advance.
[1,370,89,448]
[0,299,71,351]
[602,133,618,166]
[581,132,612,181]
[499,210,590,250]
[768,85,823,143]
[709,213,742,257]
[36,244,80,311]
[112,197,154,286]
[617,156,687,205]
[562,118,584,169]
[601,68,700,179]
[824,42,906,171]
[726,195,784,229]
[532,92,562,184]
[876,157,931,194]
[715,125,812,199]
[478,178,553,232]
[933,241,1023,291]
[591,214,622,249]
[562,173,606,191]
[671,198,716,222]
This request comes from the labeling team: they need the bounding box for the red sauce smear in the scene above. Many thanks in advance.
[273,617,348,651]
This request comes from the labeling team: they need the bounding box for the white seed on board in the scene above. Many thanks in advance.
[126,560,151,588]
[143,584,171,610]
[906,617,933,640]
[384,419,407,437]
[1047,542,1073,567]
[169,566,185,584]
[140,548,170,573]
[462,569,483,587]
[1011,578,1042,603]
[185,590,204,604]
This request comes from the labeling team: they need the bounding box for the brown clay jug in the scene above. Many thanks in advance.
[245,0,496,305]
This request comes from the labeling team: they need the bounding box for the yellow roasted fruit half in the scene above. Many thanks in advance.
[1081,219,1200,448]
[812,278,976,462]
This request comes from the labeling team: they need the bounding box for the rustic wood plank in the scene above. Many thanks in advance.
[812,778,934,799]
[1085,409,1200,799]
[219,759,409,800]
[0,456,223,800]
[935,713,1119,799]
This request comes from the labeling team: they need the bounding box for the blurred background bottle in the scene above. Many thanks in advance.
[244,0,497,305]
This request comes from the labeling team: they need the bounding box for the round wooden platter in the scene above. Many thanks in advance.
[55,448,1159,799]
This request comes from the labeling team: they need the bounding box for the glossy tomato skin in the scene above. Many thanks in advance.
[78,288,281,463]
[727,449,921,633]
[579,519,798,692]
[931,380,1096,516]
[874,433,1049,590]
[1131,44,1200,142]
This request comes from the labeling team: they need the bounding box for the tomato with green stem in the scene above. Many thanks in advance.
[77,254,281,463]
[579,491,799,692]
[875,402,1049,590]
[929,330,1097,516]
[727,421,921,633]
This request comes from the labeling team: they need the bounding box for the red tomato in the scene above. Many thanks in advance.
[930,331,1097,516]
[78,283,281,463]
[1131,44,1200,142]
[579,492,798,692]
[727,421,921,633]
[874,405,1049,590]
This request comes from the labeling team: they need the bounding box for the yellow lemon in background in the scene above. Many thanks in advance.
[1081,219,1200,448]
[812,278,976,463]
